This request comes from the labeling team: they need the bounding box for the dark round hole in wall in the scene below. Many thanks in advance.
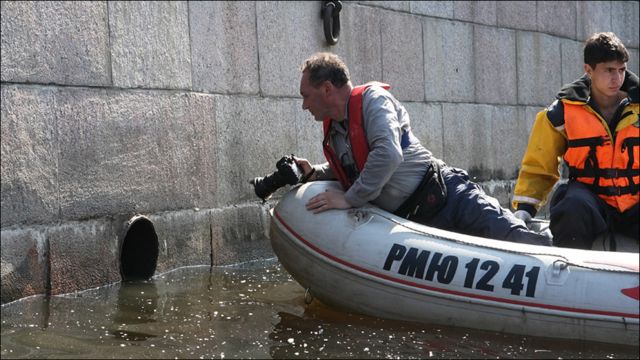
[120,216,159,282]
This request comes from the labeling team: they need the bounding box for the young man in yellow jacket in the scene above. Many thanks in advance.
[512,32,639,250]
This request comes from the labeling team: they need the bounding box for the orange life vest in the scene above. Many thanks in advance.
[563,102,640,212]
[322,82,391,189]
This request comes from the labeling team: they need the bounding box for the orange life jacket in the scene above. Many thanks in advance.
[563,102,640,212]
[322,82,391,189]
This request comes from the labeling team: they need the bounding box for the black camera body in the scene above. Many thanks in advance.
[250,154,305,201]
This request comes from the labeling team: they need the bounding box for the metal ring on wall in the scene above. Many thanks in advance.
[321,1,342,45]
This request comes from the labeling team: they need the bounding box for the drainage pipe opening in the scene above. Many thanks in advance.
[120,215,159,282]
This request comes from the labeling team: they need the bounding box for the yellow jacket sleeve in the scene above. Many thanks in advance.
[512,109,568,211]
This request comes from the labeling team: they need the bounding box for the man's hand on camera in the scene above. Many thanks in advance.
[306,188,352,214]
[293,156,316,181]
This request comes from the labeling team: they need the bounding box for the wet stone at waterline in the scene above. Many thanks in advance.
[1,259,637,359]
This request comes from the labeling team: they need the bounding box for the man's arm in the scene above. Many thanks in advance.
[344,87,404,207]
[512,107,568,216]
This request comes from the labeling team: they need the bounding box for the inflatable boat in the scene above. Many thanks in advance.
[269,181,639,346]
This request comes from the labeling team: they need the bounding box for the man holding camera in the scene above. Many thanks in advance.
[293,52,550,246]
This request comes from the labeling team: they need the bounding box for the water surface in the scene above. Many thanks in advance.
[1,258,637,359]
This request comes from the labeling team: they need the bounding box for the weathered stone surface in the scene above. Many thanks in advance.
[628,49,639,77]
[537,1,576,39]
[561,39,585,86]
[410,1,454,18]
[48,219,121,296]
[210,204,274,266]
[612,1,639,48]
[0,227,48,303]
[443,103,526,181]
[214,95,299,206]
[403,102,444,159]
[337,5,383,86]
[108,1,191,89]
[1,85,59,227]
[189,1,259,94]
[496,2,537,31]
[361,1,409,12]
[55,88,217,220]
[381,12,424,101]
[294,100,326,167]
[474,26,517,105]
[453,1,496,25]
[423,18,474,102]
[517,32,562,106]
[577,1,611,42]
[0,1,110,86]
[151,209,212,272]
[257,1,324,97]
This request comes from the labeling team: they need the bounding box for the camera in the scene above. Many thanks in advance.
[250,154,305,201]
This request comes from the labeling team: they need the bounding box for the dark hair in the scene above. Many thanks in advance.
[584,32,629,68]
[301,52,350,88]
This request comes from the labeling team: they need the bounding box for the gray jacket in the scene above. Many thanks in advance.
[314,85,435,212]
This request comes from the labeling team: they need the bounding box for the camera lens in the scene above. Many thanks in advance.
[250,155,304,201]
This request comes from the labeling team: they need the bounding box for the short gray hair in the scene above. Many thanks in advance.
[301,52,350,88]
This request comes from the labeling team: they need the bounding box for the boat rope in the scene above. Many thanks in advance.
[365,208,638,274]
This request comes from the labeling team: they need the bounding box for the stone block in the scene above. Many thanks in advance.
[474,26,517,105]
[108,1,191,89]
[496,2,537,31]
[490,106,530,180]
[452,1,497,25]
[214,96,299,206]
[48,219,121,296]
[0,1,110,86]
[628,48,639,77]
[337,5,383,86]
[294,100,326,166]
[403,102,444,159]
[410,1,454,18]
[442,103,491,178]
[443,104,525,181]
[423,18,474,102]
[257,1,325,97]
[55,88,217,220]
[361,1,409,12]
[210,205,274,266]
[151,209,212,272]
[576,1,611,42]
[0,227,48,304]
[381,12,424,101]
[612,1,639,48]
[537,1,577,39]
[189,1,259,94]
[522,106,544,135]
[561,39,585,86]
[1,85,59,227]
[517,32,562,106]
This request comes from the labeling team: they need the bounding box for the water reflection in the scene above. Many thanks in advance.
[1,259,638,359]
[110,281,159,341]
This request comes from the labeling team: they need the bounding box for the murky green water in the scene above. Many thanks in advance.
[1,258,637,359]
